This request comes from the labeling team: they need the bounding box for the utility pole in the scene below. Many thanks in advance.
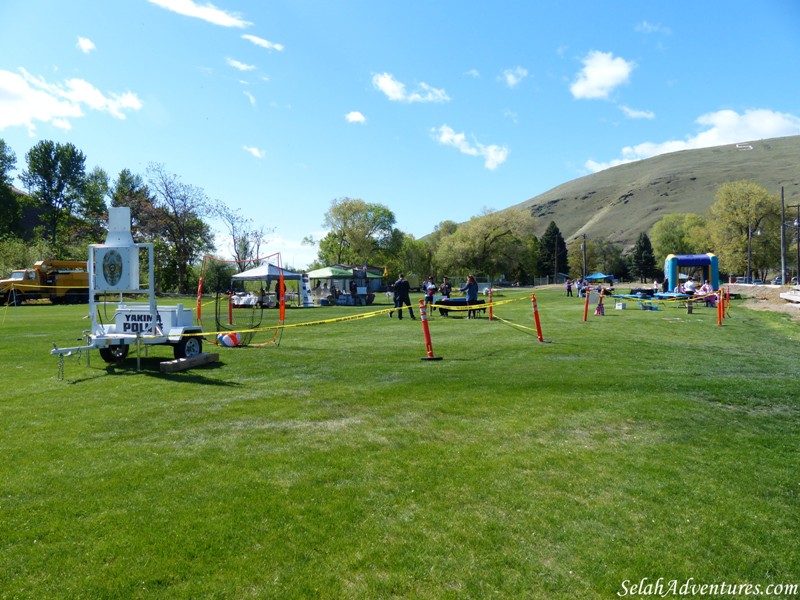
[780,186,786,284]
[581,233,587,280]
[789,203,800,283]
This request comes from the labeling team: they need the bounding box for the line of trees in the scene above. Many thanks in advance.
[308,180,791,286]
[5,135,790,293]
[307,197,653,284]
[0,138,271,294]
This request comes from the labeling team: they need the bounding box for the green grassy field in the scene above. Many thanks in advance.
[1,289,798,599]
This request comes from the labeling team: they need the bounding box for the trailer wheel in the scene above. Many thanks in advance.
[174,336,202,359]
[99,345,129,363]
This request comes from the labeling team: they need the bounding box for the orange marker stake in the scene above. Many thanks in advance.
[228,292,233,326]
[531,293,545,342]
[196,276,203,321]
[488,288,493,321]
[419,299,443,361]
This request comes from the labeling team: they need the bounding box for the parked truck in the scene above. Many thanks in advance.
[0,260,90,305]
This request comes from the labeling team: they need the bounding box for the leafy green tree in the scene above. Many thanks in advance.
[594,240,628,280]
[146,163,215,294]
[537,221,568,279]
[649,213,705,264]
[315,197,396,265]
[705,180,780,277]
[0,237,52,279]
[568,237,596,278]
[628,232,658,282]
[111,168,157,239]
[201,256,238,293]
[434,208,537,281]
[74,166,110,244]
[0,139,22,238]
[20,140,87,251]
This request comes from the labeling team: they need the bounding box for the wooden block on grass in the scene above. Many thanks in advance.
[160,352,219,373]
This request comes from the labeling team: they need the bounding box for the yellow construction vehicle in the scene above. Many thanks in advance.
[0,260,89,305]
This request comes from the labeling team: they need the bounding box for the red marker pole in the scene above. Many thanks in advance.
[228,292,234,326]
[488,288,494,321]
[531,293,544,343]
[717,290,722,326]
[419,299,443,361]
[279,274,286,322]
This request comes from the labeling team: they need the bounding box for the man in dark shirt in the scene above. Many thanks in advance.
[392,274,415,320]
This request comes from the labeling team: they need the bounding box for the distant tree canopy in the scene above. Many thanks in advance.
[434,208,538,281]
[20,140,87,252]
[146,163,215,294]
[705,180,780,277]
[316,197,396,265]
[0,139,22,238]
[649,213,706,264]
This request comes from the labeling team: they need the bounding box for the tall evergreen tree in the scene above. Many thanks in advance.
[537,221,568,279]
[629,232,658,282]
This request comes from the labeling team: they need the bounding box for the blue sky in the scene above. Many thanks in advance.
[2,1,799,269]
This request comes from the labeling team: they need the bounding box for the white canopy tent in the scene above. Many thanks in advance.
[230,263,308,307]
[231,263,304,282]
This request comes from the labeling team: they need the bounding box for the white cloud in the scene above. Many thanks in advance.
[432,125,509,170]
[243,145,264,159]
[500,66,528,88]
[570,50,634,99]
[372,73,450,104]
[465,69,480,78]
[620,105,655,119]
[345,111,366,124]
[635,21,672,35]
[503,109,519,124]
[242,34,284,51]
[227,58,255,71]
[585,108,800,172]
[148,0,251,28]
[243,91,256,106]
[0,68,141,135]
[76,37,96,54]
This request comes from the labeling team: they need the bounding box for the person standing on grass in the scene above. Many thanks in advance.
[460,274,479,319]
[566,279,573,297]
[391,274,415,320]
[424,276,437,315]
[439,276,452,298]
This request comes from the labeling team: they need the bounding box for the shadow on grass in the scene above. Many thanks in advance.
[62,357,237,386]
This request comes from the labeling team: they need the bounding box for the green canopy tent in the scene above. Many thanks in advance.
[306,265,382,305]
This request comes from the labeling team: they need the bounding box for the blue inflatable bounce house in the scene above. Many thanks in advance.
[664,253,719,291]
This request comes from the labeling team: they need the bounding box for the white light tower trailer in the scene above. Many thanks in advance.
[51,207,204,364]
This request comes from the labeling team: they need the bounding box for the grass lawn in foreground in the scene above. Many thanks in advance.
[0,288,798,598]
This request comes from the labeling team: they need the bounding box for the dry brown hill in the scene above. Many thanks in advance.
[506,135,800,247]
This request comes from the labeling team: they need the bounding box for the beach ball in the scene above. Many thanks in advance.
[217,332,241,347]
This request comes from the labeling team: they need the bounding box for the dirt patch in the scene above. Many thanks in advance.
[726,284,800,320]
